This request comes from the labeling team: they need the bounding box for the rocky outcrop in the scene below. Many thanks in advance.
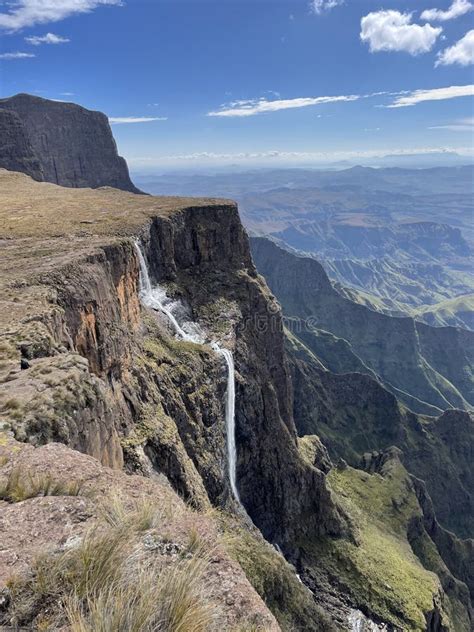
[0,93,140,192]
[0,434,280,631]
[0,109,43,181]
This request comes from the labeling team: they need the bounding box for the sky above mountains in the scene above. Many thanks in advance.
[0,0,473,170]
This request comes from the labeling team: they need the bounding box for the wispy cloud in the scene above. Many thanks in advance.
[0,51,35,59]
[208,94,362,117]
[429,117,474,131]
[207,91,408,118]
[386,84,474,107]
[360,10,442,55]
[0,0,122,32]
[421,0,473,22]
[436,29,474,66]
[109,116,168,124]
[25,32,70,45]
[310,0,344,15]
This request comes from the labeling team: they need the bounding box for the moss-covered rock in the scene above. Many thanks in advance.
[298,455,471,631]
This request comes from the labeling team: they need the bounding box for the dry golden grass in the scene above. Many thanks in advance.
[66,555,215,632]
[0,169,231,241]
[101,493,164,532]
[7,496,219,632]
[0,466,84,503]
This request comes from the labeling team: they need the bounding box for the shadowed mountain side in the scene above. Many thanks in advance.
[0,109,43,182]
[251,237,474,415]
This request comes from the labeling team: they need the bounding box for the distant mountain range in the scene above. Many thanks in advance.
[136,165,474,329]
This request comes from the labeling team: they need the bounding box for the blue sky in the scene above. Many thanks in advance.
[0,0,473,170]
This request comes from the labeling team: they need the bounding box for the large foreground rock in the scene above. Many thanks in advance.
[0,434,280,631]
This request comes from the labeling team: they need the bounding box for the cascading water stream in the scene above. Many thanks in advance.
[135,240,241,503]
[212,344,240,503]
[135,242,193,341]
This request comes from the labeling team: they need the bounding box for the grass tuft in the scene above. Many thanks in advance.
[0,467,84,503]
[101,493,160,532]
[5,497,218,632]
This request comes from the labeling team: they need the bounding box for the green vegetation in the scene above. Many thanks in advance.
[298,461,453,631]
[216,512,336,632]
[413,293,474,330]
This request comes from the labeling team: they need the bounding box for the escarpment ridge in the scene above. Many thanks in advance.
[251,236,474,416]
[0,169,473,630]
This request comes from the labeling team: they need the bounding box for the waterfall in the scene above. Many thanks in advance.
[213,344,240,503]
[135,240,240,503]
[134,241,199,341]
[135,241,152,295]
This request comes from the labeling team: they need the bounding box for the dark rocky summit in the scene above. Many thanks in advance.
[0,93,140,193]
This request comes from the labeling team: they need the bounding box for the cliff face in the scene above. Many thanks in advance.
[0,94,140,193]
[0,109,43,181]
[251,237,474,415]
[0,169,346,552]
[1,170,472,630]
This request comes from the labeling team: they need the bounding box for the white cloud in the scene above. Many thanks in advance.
[311,0,344,15]
[109,116,168,124]
[208,94,361,117]
[0,0,122,32]
[0,51,35,59]
[436,29,474,66]
[421,0,473,22]
[360,10,442,55]
[429,117,474,130]
[25,32,70,45]
[386,84,474,107]
[207,91,409,118]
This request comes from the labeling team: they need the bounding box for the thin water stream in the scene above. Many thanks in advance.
[135,241,240,502]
